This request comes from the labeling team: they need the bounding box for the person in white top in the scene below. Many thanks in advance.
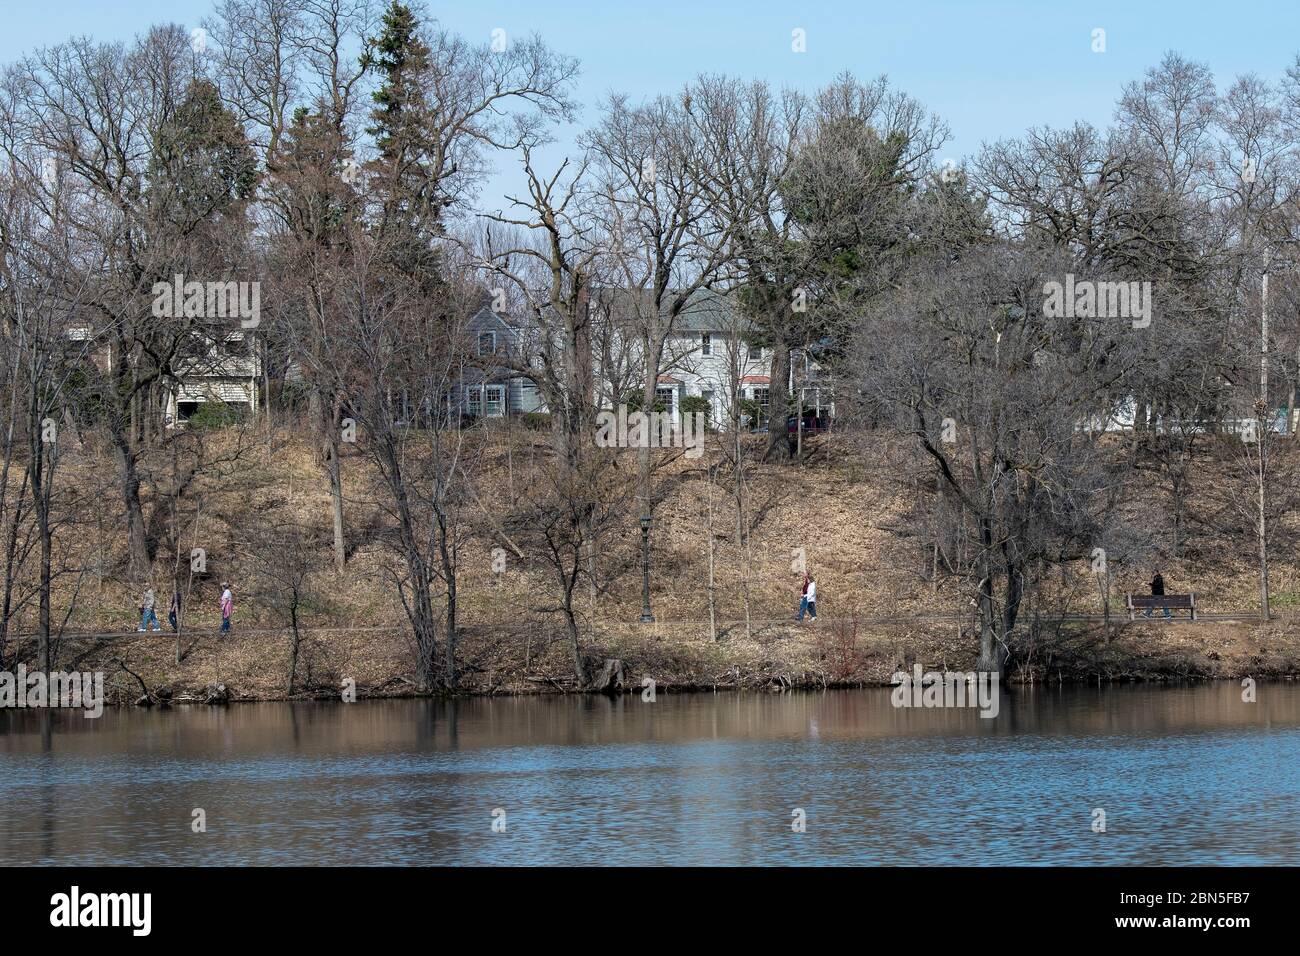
[137,585,161,632]
[805,576,817,623]
[220,584,234,634]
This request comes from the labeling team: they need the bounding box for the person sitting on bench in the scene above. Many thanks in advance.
[1145,571,1171,619]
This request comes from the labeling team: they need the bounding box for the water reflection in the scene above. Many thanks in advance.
[1,683,1296,865]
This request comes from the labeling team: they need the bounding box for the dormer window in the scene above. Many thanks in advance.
[701,332,712,356]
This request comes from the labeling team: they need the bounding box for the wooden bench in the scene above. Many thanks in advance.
[1127,593,1196,621]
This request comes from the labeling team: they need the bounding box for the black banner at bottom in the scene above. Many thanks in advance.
[0,865,1285,943]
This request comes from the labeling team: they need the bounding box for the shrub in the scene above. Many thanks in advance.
[680,394,711,417]
[278,379,312,411]
[186,401,243,430]
[621,392,667,413]
[739,398,765,428]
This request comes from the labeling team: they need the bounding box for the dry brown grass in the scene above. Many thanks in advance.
[15,421,1300,700]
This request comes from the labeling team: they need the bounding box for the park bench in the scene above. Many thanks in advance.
[1127,592,1197,621]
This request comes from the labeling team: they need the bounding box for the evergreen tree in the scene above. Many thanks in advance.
[361,0,442,278]
[149,78,258,228]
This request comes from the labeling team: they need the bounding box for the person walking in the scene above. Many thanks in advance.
[1145,570,1170,619]
[796,572,811,622]
[220,582,234,634]
[805,574,817,624]
[168,589,181,633]
[138,585,161,632]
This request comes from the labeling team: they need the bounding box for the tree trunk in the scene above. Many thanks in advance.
[31,449,52,673]
[380,438,441,690]
[1257,435,1270,621]
[0,470,30,668]
[288,604,301,695]
[565,601,585,685]
[974,523,1002,676]
[437,508,458,688]
[765,338,792,461]
[706,463,718,642]
[328,446,345,571]
[313,386,346,571]
[408,567,440,690]
[110,414,151,575]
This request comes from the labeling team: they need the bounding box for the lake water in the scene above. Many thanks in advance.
[1,684,1297,865]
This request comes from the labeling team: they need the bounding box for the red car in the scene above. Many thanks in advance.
[787,411,833,437]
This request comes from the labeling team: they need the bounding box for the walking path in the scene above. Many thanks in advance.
[2,608,1279,643]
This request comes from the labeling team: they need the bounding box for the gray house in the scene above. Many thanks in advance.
[454,305,545,419]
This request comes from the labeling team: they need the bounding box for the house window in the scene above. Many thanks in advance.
[700,390,715,422]
[656,386,675,413]
[746,341,763,362]
[465,384,506,417]
[701,332,712,356]
[478,331,497,355]
[752,387,770,411]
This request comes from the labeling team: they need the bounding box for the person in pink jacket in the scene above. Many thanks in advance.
[220,583,234,633]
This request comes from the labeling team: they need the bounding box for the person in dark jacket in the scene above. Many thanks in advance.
[1145,571,1170,619]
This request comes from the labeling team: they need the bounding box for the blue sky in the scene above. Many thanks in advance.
[4,0,1300,212]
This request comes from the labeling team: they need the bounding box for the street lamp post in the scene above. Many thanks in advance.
[639,515,654,623]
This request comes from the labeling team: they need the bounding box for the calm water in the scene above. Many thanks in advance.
[1,684,1297,866]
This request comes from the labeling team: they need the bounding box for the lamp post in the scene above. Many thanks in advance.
[639,515,654,623]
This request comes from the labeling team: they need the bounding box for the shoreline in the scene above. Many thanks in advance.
[7,615,1300,706]
[4,673,1297,715]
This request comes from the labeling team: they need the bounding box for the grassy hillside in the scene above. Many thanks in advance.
[11,419,1300,703]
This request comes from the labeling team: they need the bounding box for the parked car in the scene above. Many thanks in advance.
[787,411,833,437]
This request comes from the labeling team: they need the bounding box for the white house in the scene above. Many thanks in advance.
[65,320,261,426]
[165,326,260,424]
[441,290,834,429]
[632,289,834,430]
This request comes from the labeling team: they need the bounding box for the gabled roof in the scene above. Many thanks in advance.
[672,289,744,333]
[467,305,519,334]
[590,287,757,334]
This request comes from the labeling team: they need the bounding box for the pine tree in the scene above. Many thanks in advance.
[150,78,258,225]
[361,0,443,279]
